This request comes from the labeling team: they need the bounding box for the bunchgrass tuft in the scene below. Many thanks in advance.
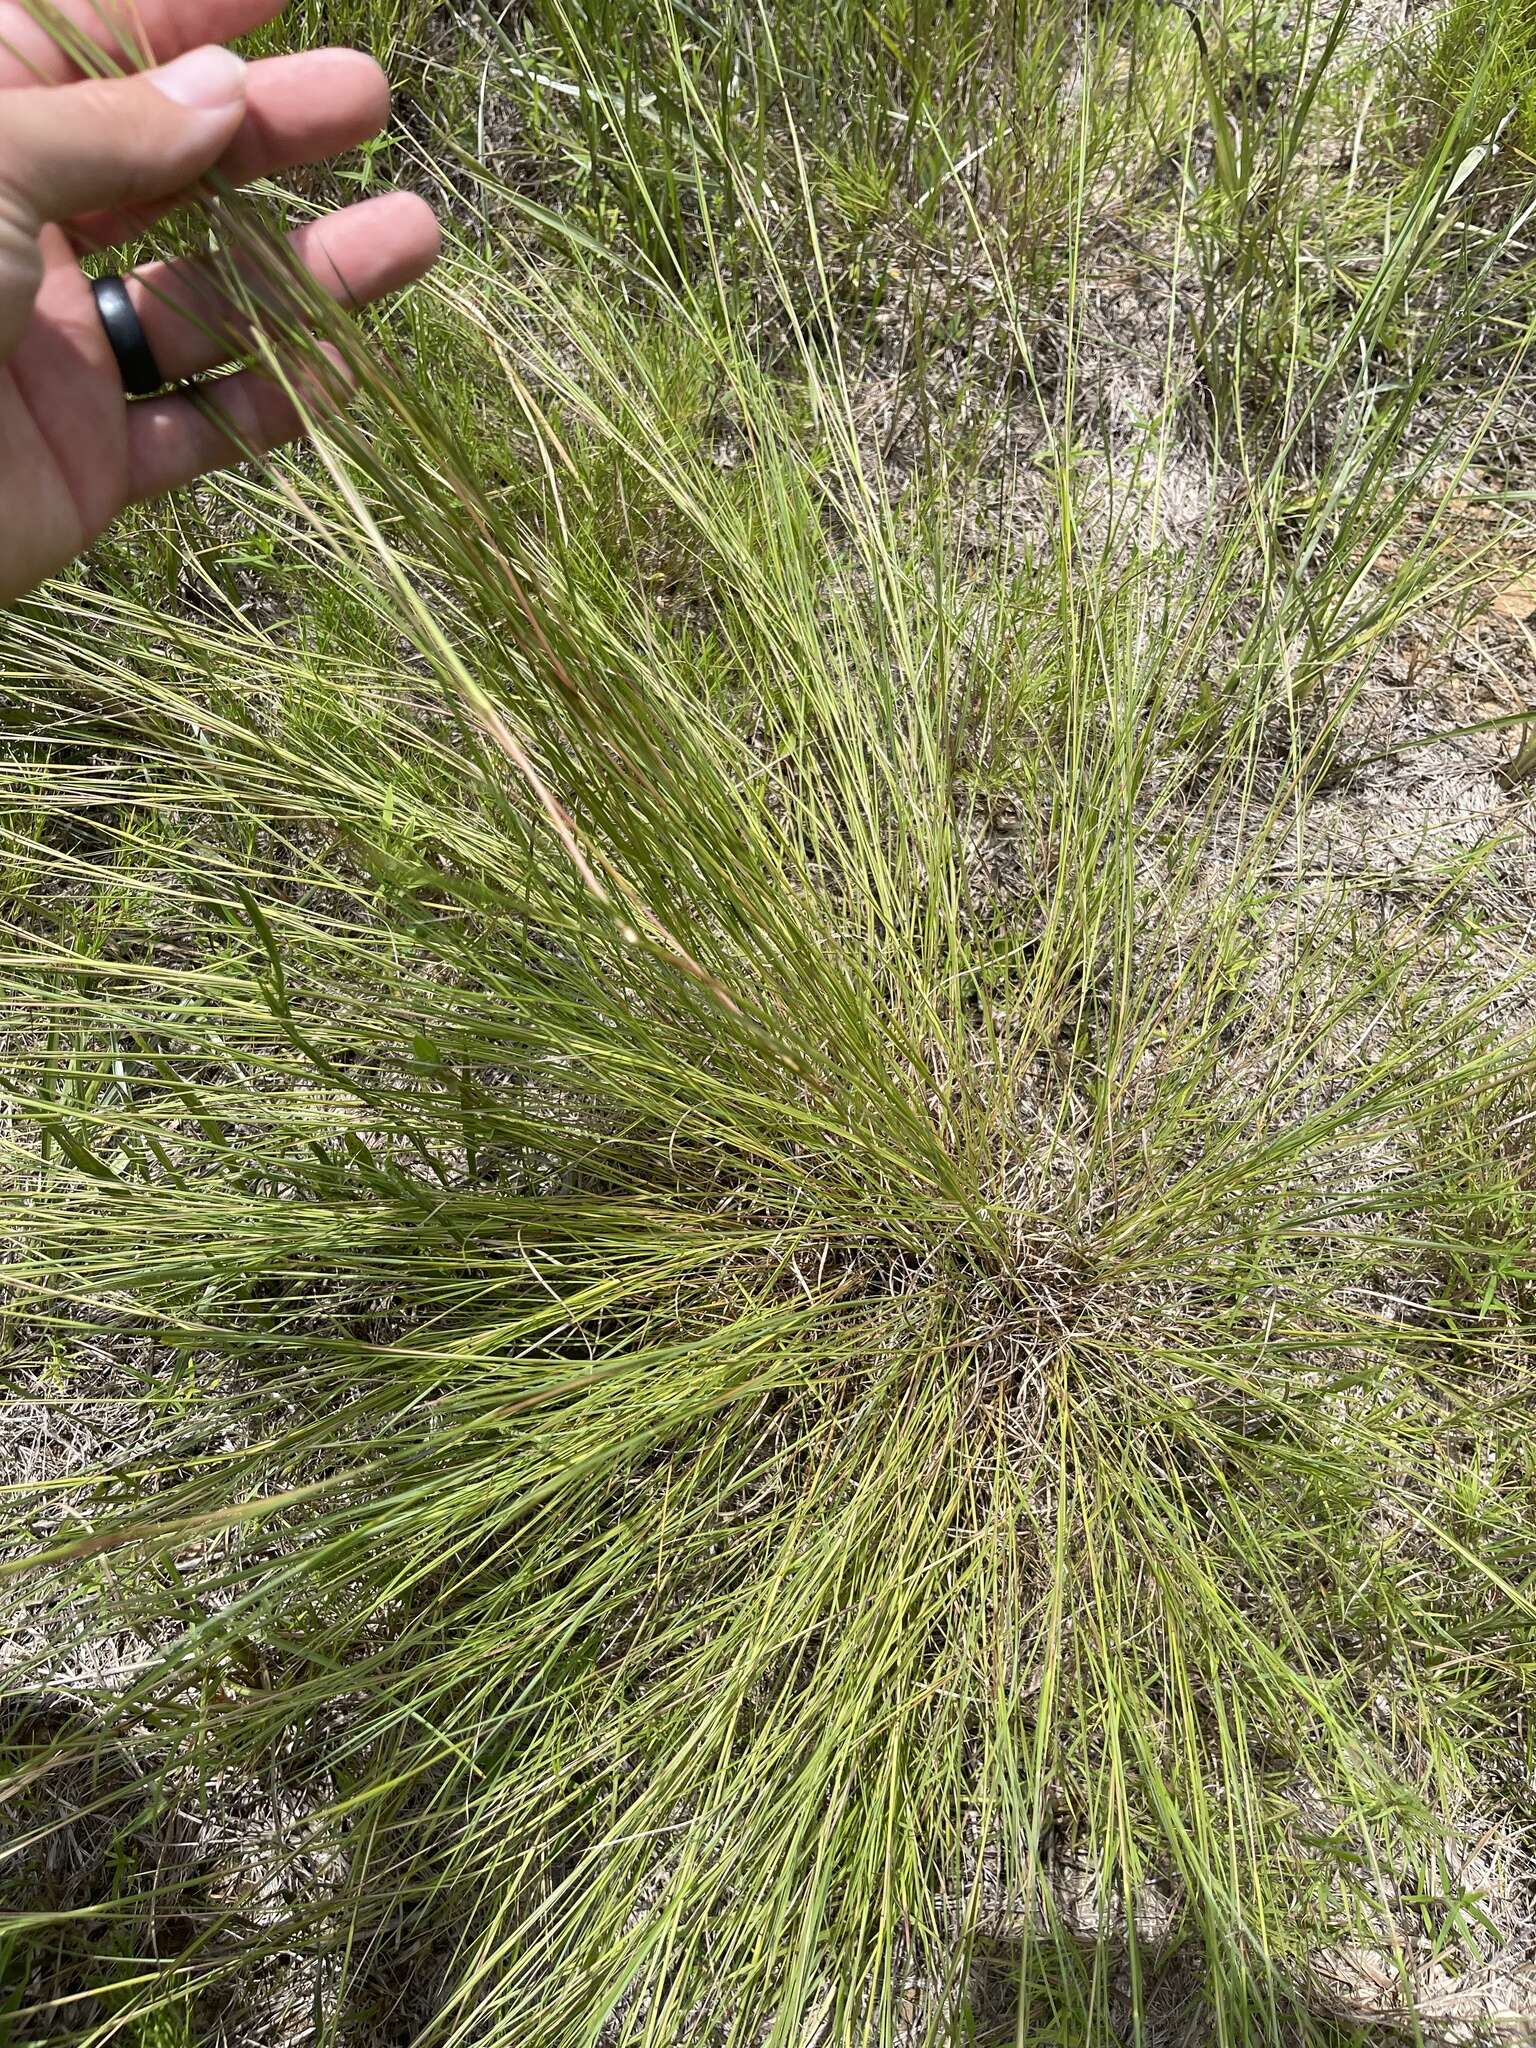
[5,1,1536,2042]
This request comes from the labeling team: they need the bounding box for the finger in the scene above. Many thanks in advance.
[70,48,393,251]
[126,192,441,383]
[0,49,248,360]
[0,1,279,91]
[126,351,347,503]
[0,48,248,224]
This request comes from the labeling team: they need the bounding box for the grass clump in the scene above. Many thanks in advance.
[1436,0,1536,158]
[4,1,1536,2044]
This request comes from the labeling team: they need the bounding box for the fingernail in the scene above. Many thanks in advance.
[146,45,247,111]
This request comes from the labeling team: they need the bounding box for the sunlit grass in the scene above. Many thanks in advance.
[4,2,1536,2044]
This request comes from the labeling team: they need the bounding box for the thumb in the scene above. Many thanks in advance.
[0,48,247,359]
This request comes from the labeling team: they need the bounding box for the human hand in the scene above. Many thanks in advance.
[0,0,442,601]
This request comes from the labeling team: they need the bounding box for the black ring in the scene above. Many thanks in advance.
[90,275,165,399]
